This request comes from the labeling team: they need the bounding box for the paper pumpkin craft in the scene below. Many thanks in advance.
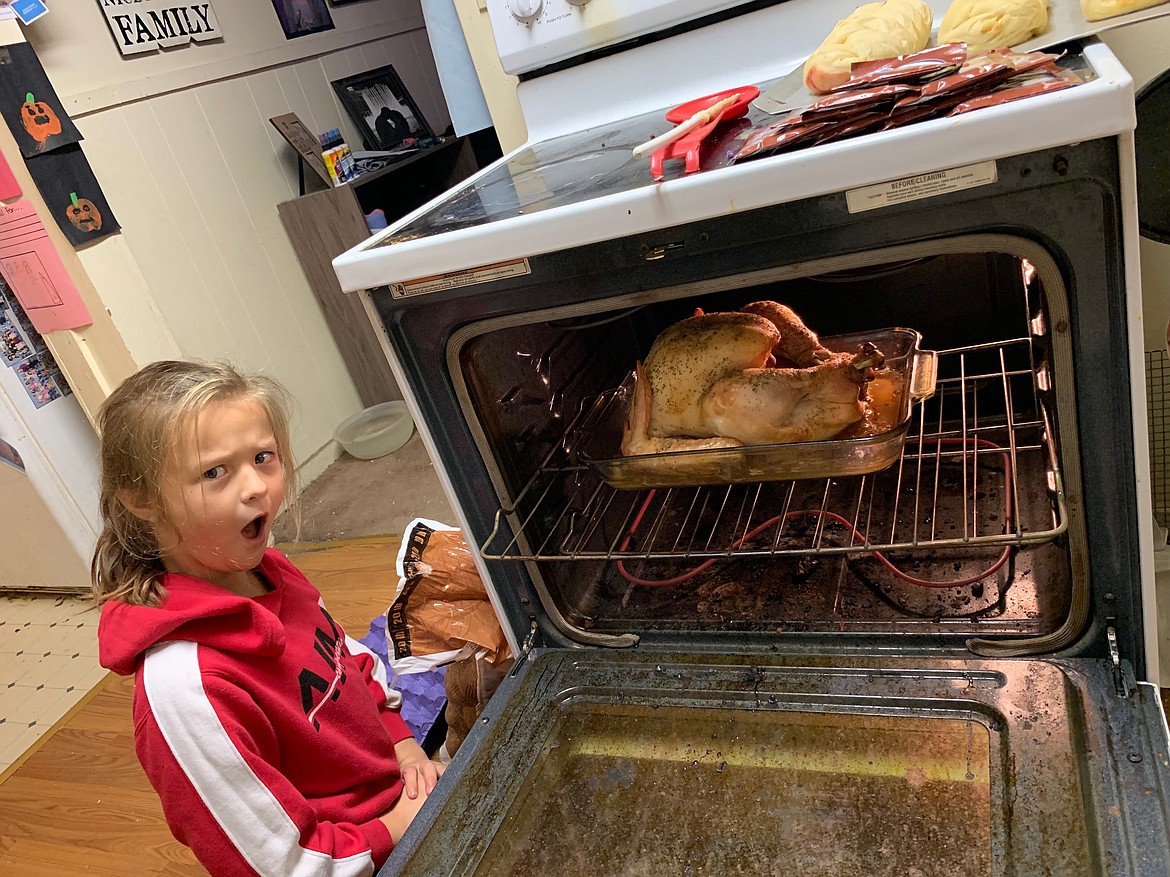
[0,43,82,158]
[65,193,101,233]
[21,92,61,147]
[25,145,119,247]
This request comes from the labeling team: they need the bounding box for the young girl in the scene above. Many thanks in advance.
[93,360,443,877]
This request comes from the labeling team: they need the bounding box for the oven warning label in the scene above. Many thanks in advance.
[845,161,998,214]
[390,258,532,298]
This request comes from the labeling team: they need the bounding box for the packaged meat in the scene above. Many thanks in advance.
[938,0,1050,53]
[913,61,1018,102]
[735,44,1074,163]
[800,83,920,121]
[885,49,1071,123]
[967,46,1061,74]
[884,101,956,128]
[734,120,832,161]
[812,111,893,144]
[829,43,969,91]
[949,71,1079,114]
[803,0,934,93]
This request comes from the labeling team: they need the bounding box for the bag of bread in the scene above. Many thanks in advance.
[443,650,513,757]
[386,518,512,674]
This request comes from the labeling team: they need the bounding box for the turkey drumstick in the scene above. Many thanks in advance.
[740,300,834,367]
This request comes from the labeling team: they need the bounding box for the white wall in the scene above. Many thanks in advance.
[28,0,429,115]
[0,366,97,588]
[452,0,525,151]
[25,2,453,487]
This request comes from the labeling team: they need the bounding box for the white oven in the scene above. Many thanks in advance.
[333,1,1170,873]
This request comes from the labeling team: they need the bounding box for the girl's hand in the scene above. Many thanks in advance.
[394,738,446,799]
[378,785,429,844]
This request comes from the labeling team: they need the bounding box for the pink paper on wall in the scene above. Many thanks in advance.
[0,151,20,201]
[0,200,90,333]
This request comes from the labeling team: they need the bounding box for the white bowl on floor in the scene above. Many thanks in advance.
[334,402,414,460]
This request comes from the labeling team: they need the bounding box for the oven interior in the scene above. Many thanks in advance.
[455,244,1084,649]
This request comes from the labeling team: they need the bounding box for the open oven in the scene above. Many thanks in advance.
[331,1,1170,873]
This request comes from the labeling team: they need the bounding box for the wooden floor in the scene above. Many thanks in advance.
[5,536,1169,874]
[0,537,400,877]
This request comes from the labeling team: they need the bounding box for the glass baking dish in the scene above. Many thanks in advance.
[571,327,937,488]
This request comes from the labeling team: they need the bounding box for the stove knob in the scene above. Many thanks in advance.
[506,0,543,22]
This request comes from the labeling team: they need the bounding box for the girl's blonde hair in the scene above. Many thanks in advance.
[91,360,298,607]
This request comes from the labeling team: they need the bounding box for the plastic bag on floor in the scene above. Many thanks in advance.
[386,518,514,755]
[386,518,511,674]
[358,615,447,743]
[444,649,513,757]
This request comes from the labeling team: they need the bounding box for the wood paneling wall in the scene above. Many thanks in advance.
[69,34,452,483]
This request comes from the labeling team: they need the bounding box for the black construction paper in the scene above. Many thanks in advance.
[26,145,120,246]
[0,42,82,158]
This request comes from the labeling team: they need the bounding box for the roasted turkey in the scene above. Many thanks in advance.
[621,303,883,455]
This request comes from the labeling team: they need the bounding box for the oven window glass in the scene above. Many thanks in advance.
[473,702,994,876]
[374,111,681,245]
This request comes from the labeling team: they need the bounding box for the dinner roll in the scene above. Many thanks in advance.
[939,0,1049,52]
[1080,0,1166,21]
[803,0,934,93]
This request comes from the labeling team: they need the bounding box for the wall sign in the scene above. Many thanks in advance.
[97,0,222,56]
[10,0,49,25]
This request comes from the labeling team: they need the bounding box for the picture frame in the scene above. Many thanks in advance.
[331,65,434,152]
[0,436,24,473]
[270,0,335,39]
[269,112,333,189]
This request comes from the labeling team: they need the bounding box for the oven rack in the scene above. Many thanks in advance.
[481,338,1068,563]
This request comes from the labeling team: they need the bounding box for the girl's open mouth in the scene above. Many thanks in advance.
[242,515,267,541]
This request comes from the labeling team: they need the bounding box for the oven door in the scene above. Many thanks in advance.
[380,650,1170,877]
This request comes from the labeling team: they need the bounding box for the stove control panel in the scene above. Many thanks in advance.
[505,0,544,22]
[487,0,752,75]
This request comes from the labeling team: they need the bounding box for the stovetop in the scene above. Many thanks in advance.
[372,100,735,247]
[372,49,1097,249]
[334,41,1131,296]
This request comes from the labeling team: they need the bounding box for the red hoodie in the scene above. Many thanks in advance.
[98,548,413,877]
